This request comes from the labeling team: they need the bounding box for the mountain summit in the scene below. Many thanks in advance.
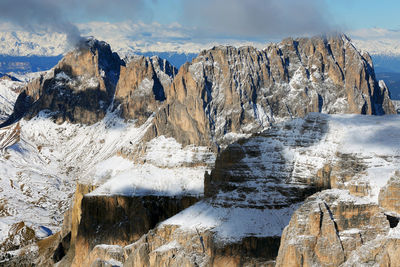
[5,34,395,146]
[0,34,398,266]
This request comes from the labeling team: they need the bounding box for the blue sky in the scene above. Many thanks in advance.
[144,0,400,32]
[325,0,400,30]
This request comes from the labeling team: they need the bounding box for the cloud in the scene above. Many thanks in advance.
[181,0,333,39]
[0,0,153,46]
[0,0,336,47]
[0,0,81,45]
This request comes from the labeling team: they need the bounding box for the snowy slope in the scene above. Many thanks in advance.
[0,79,19,122]
[89,136,215,197]
[0,81,215,244]
[353,39,400,56]
[0,31,67,56]
[156,113,400,243]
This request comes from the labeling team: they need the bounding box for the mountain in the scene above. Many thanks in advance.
[0,34,399,266]
[352,38,400,57]
[145,34,395,149]
[0,55,62,74]
[0,31,67,57]
[8,34,395,147]
[122,113,400,267]
[376,72,400,100]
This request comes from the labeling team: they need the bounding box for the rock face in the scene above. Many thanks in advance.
[6,41,176,127]
[12,39,125,124]
[5,34,396,143]
[72,194,198,266]
[117,114,330,267]
[1,34,398,267]
[275,190,390,267]
[114,55,176,125]
[147,34,395,148]
[379,171,400,214]
[104,113,400,267]
[0,222,38,267]
[276,177,400,267]
[205,113,328,202]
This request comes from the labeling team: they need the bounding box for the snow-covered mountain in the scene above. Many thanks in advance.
[352,38,400,57]
[0,34,399,266]
[1,23,400,58]
[0,22,267,57]
[0,31,67,57]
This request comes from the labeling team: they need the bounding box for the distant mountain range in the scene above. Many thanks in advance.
[1,34,399,266]
[1,27,400,101]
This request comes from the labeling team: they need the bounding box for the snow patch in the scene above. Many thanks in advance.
[89,157,207,197]
[162,201,300,242]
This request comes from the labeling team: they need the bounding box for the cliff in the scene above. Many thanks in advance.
[77,113,400,266]
[113,55,176,125]
[0,34,398,266]
[147,34,395,148]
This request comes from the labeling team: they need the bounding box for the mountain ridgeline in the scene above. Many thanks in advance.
[4,34,395,147]
[1,34,400,267]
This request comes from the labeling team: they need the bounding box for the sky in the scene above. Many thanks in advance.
[0,0,399,54]
[1,0,399,37]
[325,0,400,30]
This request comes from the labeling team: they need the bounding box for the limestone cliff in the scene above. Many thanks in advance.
[10,38,125,125]
[91,113,400,267]
[113,55,176,125]
[5,34,395,142]
[147,34,396,147]
[71,194,198,267]
[276,187,399,267]
[1,34,399,267]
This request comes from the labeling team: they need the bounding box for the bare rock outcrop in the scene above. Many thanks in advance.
[2,34,398,267]
[379,171,400,215]
[71,195,198,266]
[147,34,396,148]
[275,190,390,267]
[113,55,176,125]
[111,113,400,267]
[0,222,38,266]
[9,38,125,125]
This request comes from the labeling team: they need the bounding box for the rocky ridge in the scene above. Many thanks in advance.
[146,34,395,148]
[7,34,396,147]
[69,113,400,267]
[0,34,399,266]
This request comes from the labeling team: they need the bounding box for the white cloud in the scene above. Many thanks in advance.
[182,0,333,38]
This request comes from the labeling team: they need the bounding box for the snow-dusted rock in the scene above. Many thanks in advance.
[0,34,398,266]
[147,34,395,149]
[116,113,400,267]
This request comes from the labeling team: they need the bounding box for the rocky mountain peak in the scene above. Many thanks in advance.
[2,38,125,125]
[3,34,396,142]
[146,34,395,149]
[0,34,399,267]
[113,55,176,124]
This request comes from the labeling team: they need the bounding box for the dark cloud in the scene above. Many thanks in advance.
[0,0,334,47]
[59,0,151,22]
[0,0,152,46]
[0,0,81,45]
[182,0,333,39]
